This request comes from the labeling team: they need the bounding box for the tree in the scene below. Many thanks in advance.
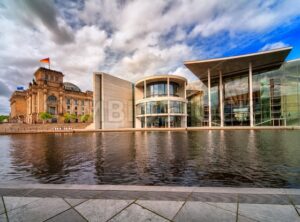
[39,112,52,124]
[80,114,91,123]
[64,113,77,123]
[0,115,8,123]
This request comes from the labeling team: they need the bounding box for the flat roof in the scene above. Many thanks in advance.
[184,47,292,83]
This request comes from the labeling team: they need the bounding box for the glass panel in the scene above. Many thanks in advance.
[187,92,205,126]
[170,101,184,113]
[146,101,168,114]
[146,116,168,128]
[169,82,179,96]
[146,81,167,97]
[211,85,220,125]
[136,103,145,115]
[170,116,182,127]
[224,76,249,126]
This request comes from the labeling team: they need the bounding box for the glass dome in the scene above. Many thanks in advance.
[63,82,81,92]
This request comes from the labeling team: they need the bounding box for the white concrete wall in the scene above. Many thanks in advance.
[93,74,102,129]
[93,73,134,129]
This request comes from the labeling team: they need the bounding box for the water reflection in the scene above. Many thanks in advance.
[0,130,300,188]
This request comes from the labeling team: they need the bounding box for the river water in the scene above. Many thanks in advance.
[0,130,299,188]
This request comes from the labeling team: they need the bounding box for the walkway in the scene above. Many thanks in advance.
[0,184,299,222]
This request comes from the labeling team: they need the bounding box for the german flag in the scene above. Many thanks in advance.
[40,58,50,64]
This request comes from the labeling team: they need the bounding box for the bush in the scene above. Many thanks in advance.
[80,114,91,123]
[64,113,77,123]
[39,112,52,123]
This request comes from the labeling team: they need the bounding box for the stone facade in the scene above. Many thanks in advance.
[10,67,93,124]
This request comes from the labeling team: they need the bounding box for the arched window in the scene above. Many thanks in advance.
[47,95,57,102]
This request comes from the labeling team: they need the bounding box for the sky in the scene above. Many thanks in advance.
[1,0,300,114]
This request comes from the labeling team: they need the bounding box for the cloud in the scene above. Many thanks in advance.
[260,41,290,51]
[2,0,74,44]
[0,81,11,97]
[0,0,300,114]
[0,81,11,115]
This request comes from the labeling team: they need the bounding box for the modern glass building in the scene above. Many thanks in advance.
[93,47,300,129]
[134,75,187,128]
[185,47,300,127]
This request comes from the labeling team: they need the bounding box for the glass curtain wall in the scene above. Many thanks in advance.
[211,85,220,126]
[187,93,204,126]
[146,101,168,114]
[170,101,184,113]
[223,76,250,126]
[147,116,168,128]
[186,59,300,127]
[146,82,180,97]
[253,60,300,126]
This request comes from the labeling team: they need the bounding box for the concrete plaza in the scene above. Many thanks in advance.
[0,184,299,222]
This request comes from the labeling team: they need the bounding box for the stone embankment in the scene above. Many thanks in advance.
[0,123,90,134]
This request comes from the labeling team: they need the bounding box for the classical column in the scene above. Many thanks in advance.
[208,68,212,127]
[59,94,63,114]
[37,91,40,113]
[29,94,32,114]
[167,77,170,128]
[43,90,47,112]
[33,93,36,113]
[219,70,224,127]
[249,62,254,127]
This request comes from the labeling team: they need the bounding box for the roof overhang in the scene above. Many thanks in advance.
[184,47,292,84]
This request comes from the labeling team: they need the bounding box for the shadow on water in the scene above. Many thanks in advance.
[0,130,300,188]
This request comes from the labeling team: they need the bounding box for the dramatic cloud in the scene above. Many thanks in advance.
[2,0,74,44]
[0,81,11,97]
[0,0,300,114]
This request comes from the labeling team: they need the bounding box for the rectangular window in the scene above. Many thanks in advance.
[74,99,78,105]
[66,99,71,105]
[81,100,84,106]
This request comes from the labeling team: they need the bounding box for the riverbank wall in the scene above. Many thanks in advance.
[0,123,299,135]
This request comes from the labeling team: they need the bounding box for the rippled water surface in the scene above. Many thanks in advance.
[0,130,300,187]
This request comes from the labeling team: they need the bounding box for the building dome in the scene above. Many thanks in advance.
[63,82,81,92]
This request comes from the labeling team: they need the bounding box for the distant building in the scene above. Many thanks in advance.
[10,67,93,124]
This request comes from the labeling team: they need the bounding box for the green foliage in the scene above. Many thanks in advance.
[39,112,53,121]
[80,114,91,123]
[0,115,8,123]
[64,113,77,123]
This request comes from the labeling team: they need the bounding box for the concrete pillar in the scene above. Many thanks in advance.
[249,62,254,127]
[93,73,101,129]
[144,80,147,98]
[167,77,170,128]
[184,81,187,128]
[208,69,212,127]
[219,70,224,127]
[144,80,147,128]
